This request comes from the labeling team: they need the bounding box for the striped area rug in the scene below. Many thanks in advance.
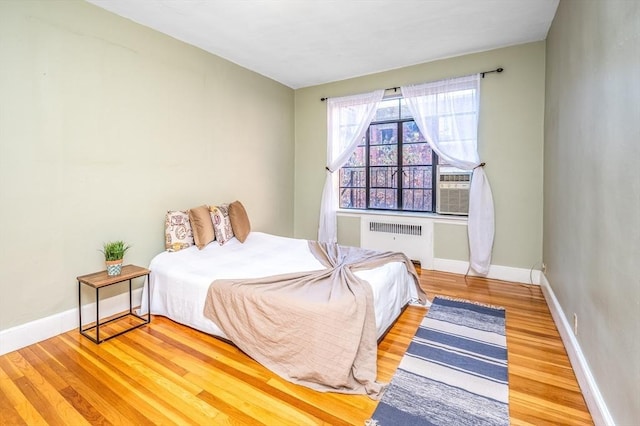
[370,296,509,426]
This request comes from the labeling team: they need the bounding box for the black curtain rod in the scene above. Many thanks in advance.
[480,67,504,78]
[320,67,504,101]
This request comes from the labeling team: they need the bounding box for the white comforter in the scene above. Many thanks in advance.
[141,232,420,339]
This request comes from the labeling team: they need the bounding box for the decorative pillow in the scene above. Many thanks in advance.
[188,205,215,249]
[209,204,234,245]
[228,200,251,243]
[164,210,194,252]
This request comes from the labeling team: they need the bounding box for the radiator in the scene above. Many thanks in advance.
[360,216,433,268]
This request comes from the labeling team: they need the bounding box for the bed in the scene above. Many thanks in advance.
[141,231,427,396]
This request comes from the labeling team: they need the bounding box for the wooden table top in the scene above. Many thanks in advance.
[77,264,150,288]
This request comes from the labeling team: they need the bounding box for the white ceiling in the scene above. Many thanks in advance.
[86,0,559,89]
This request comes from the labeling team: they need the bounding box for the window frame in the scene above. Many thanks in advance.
[339,97,440,213]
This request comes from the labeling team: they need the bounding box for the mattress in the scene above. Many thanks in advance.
[141,232,420,339]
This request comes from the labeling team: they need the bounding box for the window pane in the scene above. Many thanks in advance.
[344,145,365,167]
[339,137,366,210]
[369,166,397,188]
[403,189,433,211]
[339,168,365,187]
[370,145,397,166]
[402,121,425,143]
[438,113,477,141]
[374,99,400,121]
[369,165,398,210]
[402,166,433,189]
[400,99,413,119]
[336,125,362,153]
[369,189,397,209]
[439,89,476,113]
[370,123,397,145]
[403,143,432,165]
[340,188,366,209]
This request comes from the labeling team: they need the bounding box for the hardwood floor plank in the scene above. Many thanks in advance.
[509,363,581,392]
[116,334,189,376]
[163,330,352,425]
[58,386,112,426]
[0,384,28,426]
[0,269,593,425]
[105,338,203,396]
[18,347,68,391]
[0,357,49,425]
[12,375,68,426]
[27,341,146,426]
[40,337,161,425]
[6,351,91,426]
[57,333,217,425]
[148,320,272,382]
[152,328,332,425]
[0,355,23,380]
[510,376,589,410]
[196,390,268,426]
[510,389,593,425]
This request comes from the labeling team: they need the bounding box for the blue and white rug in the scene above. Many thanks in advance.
[370,296,509,426]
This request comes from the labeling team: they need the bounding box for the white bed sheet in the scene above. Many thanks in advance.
[141,232,419,339]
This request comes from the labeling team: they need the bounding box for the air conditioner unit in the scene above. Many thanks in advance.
[436,166,472,215]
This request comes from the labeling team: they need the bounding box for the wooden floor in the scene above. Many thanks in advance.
[0,270,593,425]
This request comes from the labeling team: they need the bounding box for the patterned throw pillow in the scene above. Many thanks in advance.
[164,210,194,252]
[209,204,234,245]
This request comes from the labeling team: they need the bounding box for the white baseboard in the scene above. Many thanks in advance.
[432,258,542,284]
[540,274,614,426]
[0,288,143,356]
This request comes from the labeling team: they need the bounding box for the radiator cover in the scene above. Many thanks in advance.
[360,216,433,268]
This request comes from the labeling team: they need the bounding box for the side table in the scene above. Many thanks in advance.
[78,264,151,343]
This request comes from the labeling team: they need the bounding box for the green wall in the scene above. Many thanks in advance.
[294,42,546,270]
[0,0,294,330]
[544,1,640,423]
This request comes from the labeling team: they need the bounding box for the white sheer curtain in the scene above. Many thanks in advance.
[318,90,384,243]
[401,74,494,275]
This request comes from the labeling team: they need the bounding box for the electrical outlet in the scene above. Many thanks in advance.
[541,262,547,274]
[573,313,578,335]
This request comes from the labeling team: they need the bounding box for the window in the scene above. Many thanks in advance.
[339,97,439,212]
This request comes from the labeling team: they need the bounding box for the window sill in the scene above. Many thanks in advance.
[336,209,468,223]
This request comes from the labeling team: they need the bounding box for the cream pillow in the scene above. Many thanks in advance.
[209,204,234,245]
[164,210,194,252]
[189,205,215,249]
[229,201,251,243]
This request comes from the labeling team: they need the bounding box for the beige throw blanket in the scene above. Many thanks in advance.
[203,242,426,398]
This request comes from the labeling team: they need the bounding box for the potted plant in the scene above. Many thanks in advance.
[101,240,130,276]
